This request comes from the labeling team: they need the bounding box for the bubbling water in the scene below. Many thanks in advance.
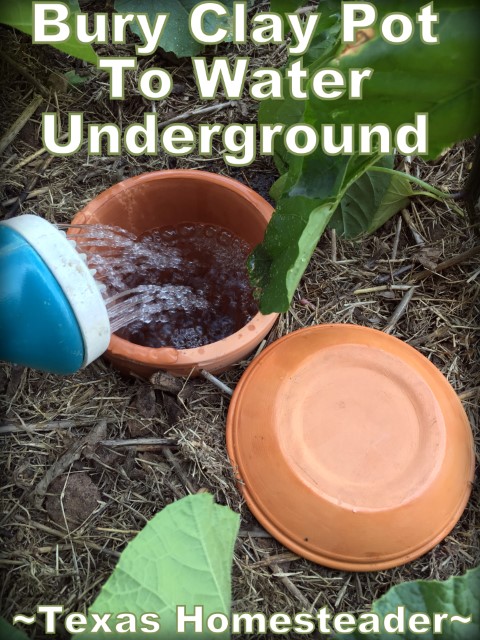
[69,222,258,349]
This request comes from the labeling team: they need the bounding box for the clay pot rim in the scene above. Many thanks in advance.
[81,169,269,214]
[226,323,475,571]
[239,483,473,571]
[76,169,277,370]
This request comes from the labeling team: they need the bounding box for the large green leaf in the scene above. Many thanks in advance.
[299,2,342,69]
[115,0,234,58]
[305,1,480,161]
[337,565,480,639]
[0,1,97,63]
[0,617,30,640]
[251,1,480,312]
[329,156,412,237]
[270,1,304,15]
[258,1,342,172]
[86,494,239,639]
[249,151,380,312]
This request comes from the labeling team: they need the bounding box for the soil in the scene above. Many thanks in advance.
[45,474,102,527]
[0,3,479,640]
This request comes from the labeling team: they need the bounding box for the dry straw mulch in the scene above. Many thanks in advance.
[0,8,479,639]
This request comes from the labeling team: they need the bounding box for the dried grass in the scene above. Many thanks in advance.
[0,12,479,640]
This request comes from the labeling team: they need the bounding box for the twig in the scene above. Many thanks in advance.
[1,427,178,448]
[295,5,316,16]
[163,448,197,494]
[149,371,184,394]
[458,387,479,402]
[248,552,300,568]
[409,245,480,283]
[13,515,120,558]
[331,228,337,262]
[354,284,412,295]
[374,264,414,285]
[158,101,235,131]
[335,576,352,608]
[402,209,425,245]
[33,421,107,508]
[0,94,43,155]
[238,529,272,538]
[467,267,480,283]
[101,437,178,448]
[408,326,449,347]
[2,186,49,207]
[391,215,402,261]
[5,153,54,219]
[0,50,50,99]
[0,420,77,435]
[384,287,416,334]
[200,370,233,396]
[149,370,193,398]
[270,562,311,610]
[6,133,69,172]
[253,339,267,359]
[0,419,118,435]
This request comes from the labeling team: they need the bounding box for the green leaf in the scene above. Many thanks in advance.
[0,617,30,640]
[252,1,480,312]
[306,0,480,161]
[258,89,306,174]
[86,493,239,639]
[250,199,336,311]
[299,3,342,68]
[258,2,342,172]
[336,565,480,639]
[269,174,288,202]
[329,156,412,237]
[115,0,234,58]
[250,152,380,313]
[270,1,304,15]
[64,69,89,87]
[0,1,97,64]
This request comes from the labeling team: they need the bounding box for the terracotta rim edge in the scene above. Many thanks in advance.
[235,480,473,572]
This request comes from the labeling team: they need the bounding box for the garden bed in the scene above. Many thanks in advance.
[0,7,479,639]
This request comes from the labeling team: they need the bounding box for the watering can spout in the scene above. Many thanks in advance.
[0,214,110,375]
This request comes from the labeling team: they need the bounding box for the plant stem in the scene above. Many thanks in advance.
[369,165,453,200]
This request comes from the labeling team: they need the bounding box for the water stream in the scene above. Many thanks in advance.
[62,222,258,349]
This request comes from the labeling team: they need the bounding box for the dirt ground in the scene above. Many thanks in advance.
[0,4,479,639]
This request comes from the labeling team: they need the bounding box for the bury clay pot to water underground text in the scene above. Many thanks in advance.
[70,169,278,377]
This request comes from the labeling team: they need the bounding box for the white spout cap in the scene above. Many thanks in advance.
[2,214,111,368]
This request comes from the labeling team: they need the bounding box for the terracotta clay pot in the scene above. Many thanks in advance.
[226,324,475,571]
[70,170,278,377]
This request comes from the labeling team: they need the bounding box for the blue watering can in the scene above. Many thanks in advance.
[0,214,110,374]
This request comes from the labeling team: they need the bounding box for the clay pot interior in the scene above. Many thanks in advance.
[70,170,278,376]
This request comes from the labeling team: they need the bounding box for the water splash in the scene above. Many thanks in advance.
[62,222,257,349]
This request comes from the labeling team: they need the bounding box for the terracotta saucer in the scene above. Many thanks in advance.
[226,324,474,571]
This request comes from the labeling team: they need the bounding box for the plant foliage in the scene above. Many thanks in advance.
[86,493,239,639]
[0,1,96,63]
[251,0,480,313]
[270,1,305,16]
[328,156,413,237]
[337,565,480,639]
[0,617,30,640]
[115,0,234,58]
